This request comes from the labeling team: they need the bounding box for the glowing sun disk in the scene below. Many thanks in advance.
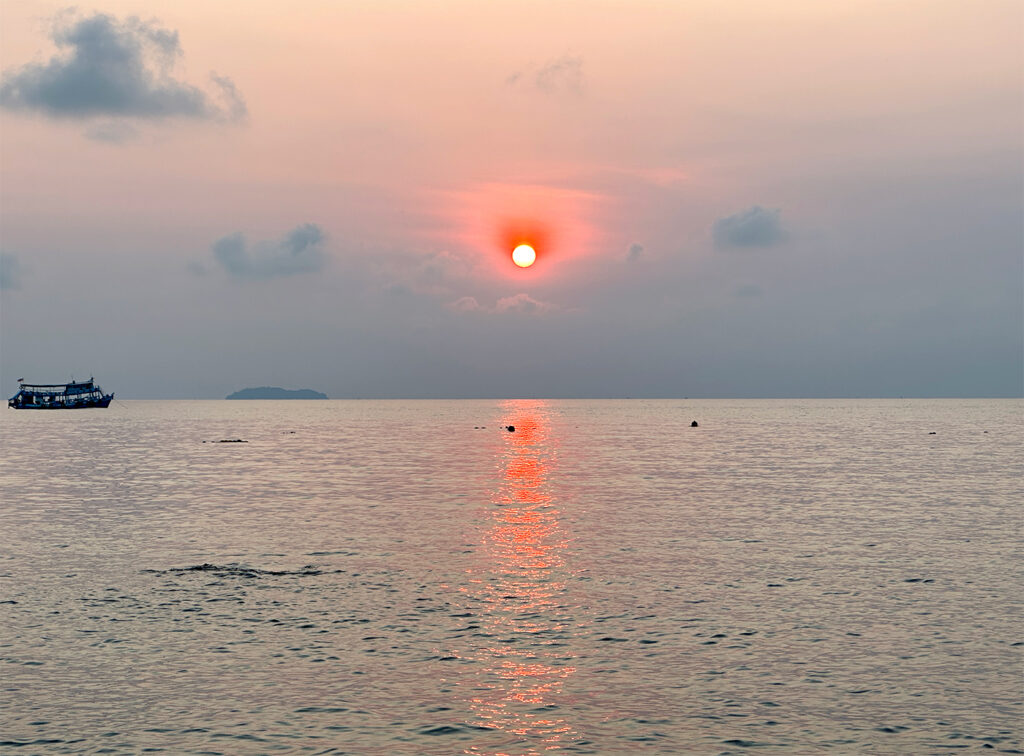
[512,244,536,268]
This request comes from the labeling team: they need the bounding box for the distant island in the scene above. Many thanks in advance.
[226,387,328,400]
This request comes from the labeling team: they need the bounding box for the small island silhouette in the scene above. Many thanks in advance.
[226,387,328,400]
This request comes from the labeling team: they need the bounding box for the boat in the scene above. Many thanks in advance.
[8,378,113,409]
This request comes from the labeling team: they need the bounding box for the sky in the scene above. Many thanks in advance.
[0,0,1021,399]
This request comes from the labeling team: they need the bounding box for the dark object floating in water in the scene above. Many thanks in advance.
[203,439,247,443]
[928,431,936,435]
[226,386,328,399]
[8,378,113,410]
[690,420,699,427]
[146,563,334,578]
[506,425,515,432]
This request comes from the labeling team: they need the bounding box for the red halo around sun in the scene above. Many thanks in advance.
[449,181,601,278]
[499,222,549,269]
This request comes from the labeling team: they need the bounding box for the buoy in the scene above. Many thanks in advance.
[506,425,515,432]
[690,420,699,427]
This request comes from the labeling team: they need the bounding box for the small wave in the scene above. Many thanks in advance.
[419,725,464,736]
[0,740,67,747]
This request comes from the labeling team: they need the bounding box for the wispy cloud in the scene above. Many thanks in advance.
[0,12,246,123]
[448,292,557,314]
[212,224,327,279]
[496,292,555,313]
[413,250,473,290]
[448,295,482,312]
[507,55,584,95]
[713,206,785,249]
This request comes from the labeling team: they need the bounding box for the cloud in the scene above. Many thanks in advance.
[373,248,475,300]
[0,12,246,122]
[0,253,24,290]
[446,293,558,314]
[209,73,247,122]
[495,293,556,314]
[536,56,584,94]
[507,56,584,95]
[416,249,472,287]
[627,243,643,261]
[448,296,482,312]
[713,206,785,248]
[212,223,327,279]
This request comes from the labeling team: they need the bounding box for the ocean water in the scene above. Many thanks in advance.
[0,398,1020,755]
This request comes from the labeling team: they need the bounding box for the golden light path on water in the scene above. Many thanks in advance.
[459,401,579,754]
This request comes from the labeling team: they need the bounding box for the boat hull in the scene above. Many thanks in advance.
[9,396,113,409]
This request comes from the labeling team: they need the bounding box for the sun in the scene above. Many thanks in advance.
[512,244,536,268]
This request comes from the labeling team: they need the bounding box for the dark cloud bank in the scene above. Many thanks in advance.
[0,12,246,122]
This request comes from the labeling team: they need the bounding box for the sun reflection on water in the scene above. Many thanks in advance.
[460,400,580,754]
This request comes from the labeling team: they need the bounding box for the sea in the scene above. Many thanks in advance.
[1,399,1021,755]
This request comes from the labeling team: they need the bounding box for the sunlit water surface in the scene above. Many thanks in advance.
[1,399,1021,755]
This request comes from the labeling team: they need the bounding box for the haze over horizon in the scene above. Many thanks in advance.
[1,1,1021,399]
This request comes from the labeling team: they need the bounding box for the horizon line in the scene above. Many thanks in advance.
[105,395,1024,401]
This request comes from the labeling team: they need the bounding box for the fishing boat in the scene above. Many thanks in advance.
[8,378,113,409]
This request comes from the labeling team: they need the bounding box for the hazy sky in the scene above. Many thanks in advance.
[1,0,1020,398]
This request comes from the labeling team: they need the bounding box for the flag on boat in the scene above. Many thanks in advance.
[17,378,24,382]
